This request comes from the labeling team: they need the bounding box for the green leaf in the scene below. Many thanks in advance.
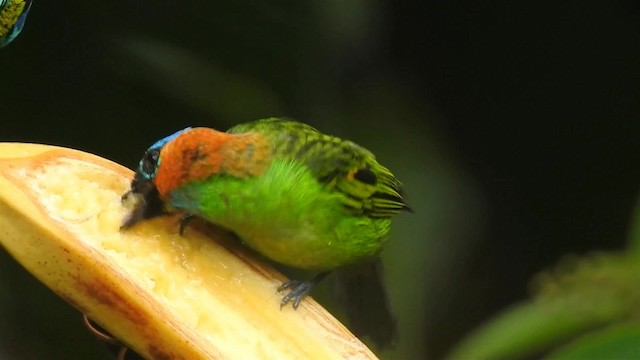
[546,324,640,360]
[446,254,640,360]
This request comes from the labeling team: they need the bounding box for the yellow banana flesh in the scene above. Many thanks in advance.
[0,143,377,360]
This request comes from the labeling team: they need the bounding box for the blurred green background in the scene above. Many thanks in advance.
[1,1,638,359]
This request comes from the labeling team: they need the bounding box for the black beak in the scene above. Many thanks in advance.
[120,173,166,229]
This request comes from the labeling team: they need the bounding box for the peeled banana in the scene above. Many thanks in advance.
[0,143,377,360]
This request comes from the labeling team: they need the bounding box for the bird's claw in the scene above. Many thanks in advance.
[278,280,314,309]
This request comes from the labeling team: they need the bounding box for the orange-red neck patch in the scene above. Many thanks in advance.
[154,128,272,198]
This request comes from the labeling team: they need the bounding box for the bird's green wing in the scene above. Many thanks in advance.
[227,118,409,217]
[0,0,32,48]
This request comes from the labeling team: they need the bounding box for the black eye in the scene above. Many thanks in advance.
[140,149,160,178]
[354,167,377,185]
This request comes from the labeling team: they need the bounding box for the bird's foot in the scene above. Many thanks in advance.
[277,272,330,309]
[277,280,314,309]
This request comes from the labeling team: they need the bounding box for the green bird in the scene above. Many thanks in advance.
[123,118,409,345]
[0,0,32,48]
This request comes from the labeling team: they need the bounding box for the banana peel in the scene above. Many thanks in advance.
[0,143,377,360]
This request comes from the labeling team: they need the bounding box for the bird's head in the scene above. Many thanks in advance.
[121,127,191,228]
[121,126,271,228]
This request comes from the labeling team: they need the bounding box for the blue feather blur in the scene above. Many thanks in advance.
[0,0,32,48]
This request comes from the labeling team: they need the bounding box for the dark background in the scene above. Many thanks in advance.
[1,1,638,359]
